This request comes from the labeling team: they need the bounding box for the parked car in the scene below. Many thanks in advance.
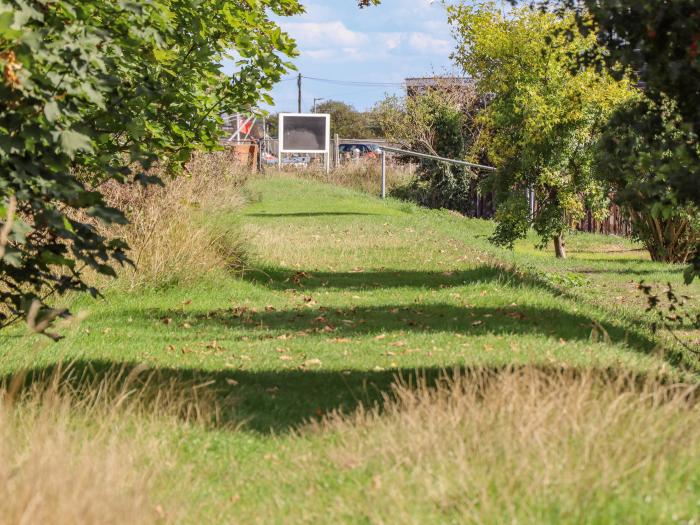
[339,143,382,159]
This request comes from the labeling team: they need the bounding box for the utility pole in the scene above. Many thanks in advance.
[297,73,302,113]
[313,97,325,113]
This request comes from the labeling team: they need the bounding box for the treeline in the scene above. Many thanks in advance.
[370,3,700,267]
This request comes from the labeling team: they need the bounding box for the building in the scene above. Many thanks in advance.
[405,76,475,97]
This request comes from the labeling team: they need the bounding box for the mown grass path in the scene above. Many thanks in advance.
[2,176,694,427]
[2,175,698,522]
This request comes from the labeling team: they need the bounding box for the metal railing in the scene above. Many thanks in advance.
[378,146,496,199]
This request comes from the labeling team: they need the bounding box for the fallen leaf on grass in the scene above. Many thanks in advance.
[279,355,293,361]
[471,320,483,326]
[291,271,311,285]
[374,334,386,340]
[389,341,406,347]
[506,312,526,320]
[333,338,352,343]
[225,378,239,386]
[161,317,173,325]
[304,358,322,367]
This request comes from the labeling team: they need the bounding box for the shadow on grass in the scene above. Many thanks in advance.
[119,303,656,355]
[245,212,379,218]
[242,266,509,291]
[1,360,681,435]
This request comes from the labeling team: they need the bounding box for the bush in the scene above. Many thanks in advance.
[372,85,484,213]
[597,97,700,263]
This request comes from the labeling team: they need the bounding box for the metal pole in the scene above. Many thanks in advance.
[378,145,497,172]
[334,133,339,167]
[381,150,386,199]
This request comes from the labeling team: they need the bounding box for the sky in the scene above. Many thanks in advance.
[261,0,459,112]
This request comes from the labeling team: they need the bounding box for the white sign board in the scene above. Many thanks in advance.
[278,113,330,172]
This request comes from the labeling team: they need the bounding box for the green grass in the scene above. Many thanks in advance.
[2,174,699,523]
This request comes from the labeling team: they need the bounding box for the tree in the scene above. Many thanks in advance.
[527,0,700,276]
[0,0,300,330]
[448,2,633,257]
[372,83,486,213]
[315,100,371,138]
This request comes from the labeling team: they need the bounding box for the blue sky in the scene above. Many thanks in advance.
[263,0,459,112]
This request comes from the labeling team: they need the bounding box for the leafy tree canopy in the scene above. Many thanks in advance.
[0,0,300,329]
[448,2,633,257]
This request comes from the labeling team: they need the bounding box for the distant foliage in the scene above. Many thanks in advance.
[0,0,299,328]
[315,100,372,139]
[373,85,485,213]
[448,3,634,257]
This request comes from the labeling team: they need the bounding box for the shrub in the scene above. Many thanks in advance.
[597,97,700,264]
[372,84,484,213]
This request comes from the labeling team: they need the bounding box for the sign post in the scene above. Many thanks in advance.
[278,113,331,174]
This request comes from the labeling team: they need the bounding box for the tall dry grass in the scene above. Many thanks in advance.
[245,367,700,524]
[289,159,416,196]
[0,364,220,525]
[100,152,248,288]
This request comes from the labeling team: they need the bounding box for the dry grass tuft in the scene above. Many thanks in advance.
[0,364,221,525]
[100,152,249,288]
[269,367,700,523]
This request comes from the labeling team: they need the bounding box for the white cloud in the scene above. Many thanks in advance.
[284,21,367,49]
[407,33,452,54]
[265,0,456,110]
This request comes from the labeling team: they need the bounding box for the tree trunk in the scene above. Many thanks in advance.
[554,234,567,259]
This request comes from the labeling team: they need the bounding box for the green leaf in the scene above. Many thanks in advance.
[0,11,21,39]
[44,101,60,123]
[40,251,75,268]
[59,130,93,158]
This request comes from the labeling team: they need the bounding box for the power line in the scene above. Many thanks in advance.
[303,75,406,88]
